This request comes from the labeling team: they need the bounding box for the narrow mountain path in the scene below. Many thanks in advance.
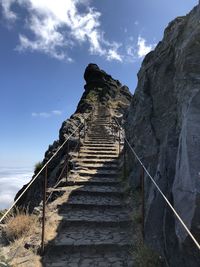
[43,107,134,267]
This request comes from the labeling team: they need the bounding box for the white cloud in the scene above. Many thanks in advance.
[134,21,139,26]
[0,0,17,21]
[31,110,62,118]
[52,110,62,115]
[0,167,33,209]
[107,49,122,62]
[1,0,122,62]
[137,35,155,58]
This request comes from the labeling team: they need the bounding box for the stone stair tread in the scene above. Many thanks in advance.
[73,161,118,166]
[83,143,116,147]
[67,176,120,184]
[44,249,134,267]
[79,150,118,155]
[80,146,118,152]
[78,154,119,159]
[66,195,123,206]
[47,185,123,194]
[73,158,118,163]
[74,163,118,169]
[59,209,132,223]
[54,225,133,247]
[84,141,115,144]
[71,169,117,175]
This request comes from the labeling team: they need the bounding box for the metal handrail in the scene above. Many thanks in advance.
[0,123,82,224]
[112,117,200,251]
[0,111,93,255]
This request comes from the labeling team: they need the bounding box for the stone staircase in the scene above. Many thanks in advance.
[43,110,134,266]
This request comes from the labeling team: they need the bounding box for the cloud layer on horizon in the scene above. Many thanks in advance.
[0,167,33,210]
[0,0,156,62]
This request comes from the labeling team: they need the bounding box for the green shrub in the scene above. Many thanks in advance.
[135,243,162,267]
[34,161,43,174]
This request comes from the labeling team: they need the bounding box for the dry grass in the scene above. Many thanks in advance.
[4,210,38,242]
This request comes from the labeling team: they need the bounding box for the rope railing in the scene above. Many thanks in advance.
[45,139,80,204]
[0,123,82,224]
[112,117,200,251]
[0,111,93,255]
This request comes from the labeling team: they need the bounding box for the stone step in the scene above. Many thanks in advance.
[74,158,118,164]
[51,225,133,248]
[87,133,111,136]
[79,150,118,155]
[85,139,114,143]
[58,203,127,213]
[68,175,119,185]
[80,146,117,152]
[86,137,112,140]
[64,195,124,208]
[44,249,134,267]
[74,161,118,170]
[48,188,123,201]
[84,141,116,145]
[59,177,120,187]
[74,164,118,171]
[89,123,110,126]
[48,185,123,194]
[82,143,116,148]
[58,207,132,224]
[71,170,118,178]
[78,154,118,159]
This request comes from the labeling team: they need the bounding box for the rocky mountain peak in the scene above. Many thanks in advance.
[76,63,132,116]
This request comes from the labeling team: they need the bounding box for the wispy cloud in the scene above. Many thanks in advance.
[31,110,63,118]
[1,0,122,62]
[1,0,17,21]
[52,110,62,115]
[137,35,155,58]
[124,35,155,62]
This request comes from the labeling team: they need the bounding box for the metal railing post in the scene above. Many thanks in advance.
[66,140,69,182]
[84,118,86,142]
[78,127,81,157]
[141,167,145,243]
[41,165,47,254]
[123,142,126,179]
[118,128,121,155]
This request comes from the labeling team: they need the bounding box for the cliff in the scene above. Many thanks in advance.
[125,4,200,266]
[15,63,132,211]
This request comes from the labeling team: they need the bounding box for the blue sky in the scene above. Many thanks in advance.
[0,0,198,169]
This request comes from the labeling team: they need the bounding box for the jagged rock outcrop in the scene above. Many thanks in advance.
[15,63,132,211]
[125,4,200,266]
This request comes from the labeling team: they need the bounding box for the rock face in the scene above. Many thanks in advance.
[15,63,132,211]
[125,4,200,266]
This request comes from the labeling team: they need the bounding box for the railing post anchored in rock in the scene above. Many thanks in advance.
[84,118,86,142]
[123,142,126,179]
[141,166,145,243]
[118,128,121,155]
[78,127,81,157]
[66,140,69,182]
[41,165,48,255]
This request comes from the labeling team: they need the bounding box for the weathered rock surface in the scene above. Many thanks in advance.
[15,63,131,211]
[125,4,200,266]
